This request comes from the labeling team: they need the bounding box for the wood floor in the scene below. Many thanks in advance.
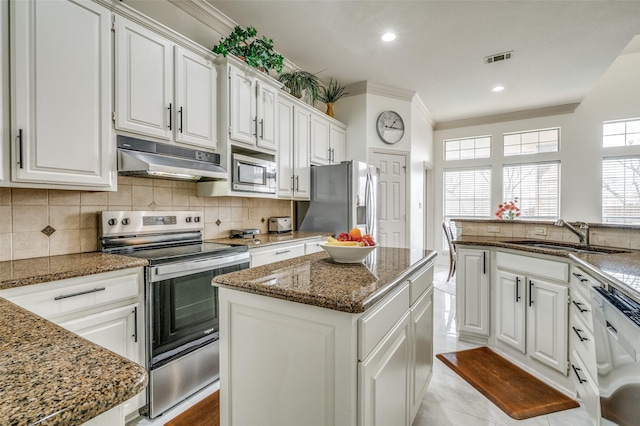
[165,391,219,426]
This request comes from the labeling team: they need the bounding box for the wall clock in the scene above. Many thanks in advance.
[376,110,405,144]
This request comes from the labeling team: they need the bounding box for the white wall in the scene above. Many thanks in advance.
[432,35,640,261]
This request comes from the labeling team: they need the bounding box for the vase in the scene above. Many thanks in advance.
[325,102,334,118]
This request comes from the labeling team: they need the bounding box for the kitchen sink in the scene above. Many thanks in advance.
[506,240,632,255]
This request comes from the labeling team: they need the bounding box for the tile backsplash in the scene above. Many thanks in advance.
[0,177,292,261]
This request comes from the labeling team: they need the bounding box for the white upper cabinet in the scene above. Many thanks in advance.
[174,46,217,149]
[225,62,279,151]
[115,16,217,150]
[277,97,310,200]
[11,0,114,188]
[310,111,346,165]
[115,16,173,141]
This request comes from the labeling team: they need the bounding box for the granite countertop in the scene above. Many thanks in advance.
[208,231,332,248]
[0,252,149,290]
[454,235,640,302]
[213,247,437,313]
[0,297,147,425]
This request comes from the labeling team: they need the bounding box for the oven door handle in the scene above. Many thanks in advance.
[153,253,250,278]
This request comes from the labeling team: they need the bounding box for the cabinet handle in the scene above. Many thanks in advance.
[328,147,332,161]
[132,306,138,343]
[516,277,521,302]
[259,119,264,139]
[572,326,588,342]
[528,280,534,306]
[571,364,587,384]
[168,103,172,130]
[572,272,588,283]
[483,251,486,274]
[54,287,106,300]
[253,117,257,136]
[295,175,299,191]
[291,175,295,192]
[179,106,183,133]
[572,300,588,313]
[17,129,23,169]
[331,148,335,162]
[275,250,291,255]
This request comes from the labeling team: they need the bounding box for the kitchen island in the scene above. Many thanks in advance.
[212,247,436,426]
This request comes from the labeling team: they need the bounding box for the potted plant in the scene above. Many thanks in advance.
[277,70,321,103]
[318,78,347,117]
[213,25,284,74]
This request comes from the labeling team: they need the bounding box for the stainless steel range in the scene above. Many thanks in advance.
[100,210,249,419]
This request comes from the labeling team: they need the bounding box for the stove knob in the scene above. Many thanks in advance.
[107,218,118,226]
[122,218,130,225]
[186,217,192,223]
[194,216,201,223]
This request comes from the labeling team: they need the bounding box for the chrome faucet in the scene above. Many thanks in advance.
[554,219,590,245]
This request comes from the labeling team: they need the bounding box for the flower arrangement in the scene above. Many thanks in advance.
[495,197,521,220]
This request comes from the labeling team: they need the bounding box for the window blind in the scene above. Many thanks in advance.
[443,168,492,218]
[602,156,640,223]
[503,162,560,218]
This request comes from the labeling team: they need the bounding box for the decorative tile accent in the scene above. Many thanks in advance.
[148,201,157,210]
[215,219,222,226]
[41,226,56,237]
[261,217,265,223]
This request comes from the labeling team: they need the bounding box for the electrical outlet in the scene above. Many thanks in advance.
[486,226,500,233]
[534,227,547,236]
[248,208,254,219]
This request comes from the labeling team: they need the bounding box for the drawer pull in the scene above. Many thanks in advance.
[54,287,106,300]
[571,364,587,384]
[572,300,588,313]
[275,250,292,255]
[572,326,588,342]
[572,272,588,283]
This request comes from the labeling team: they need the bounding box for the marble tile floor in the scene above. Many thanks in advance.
[130,264,593,426]
[413,264,593,426]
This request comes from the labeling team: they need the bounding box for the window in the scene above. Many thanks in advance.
[444,136,491,161]
[603,118,640,148]
[443,168,492,218]
[503,162,560,218]
[504,128,559,156]
[602,157,640,223]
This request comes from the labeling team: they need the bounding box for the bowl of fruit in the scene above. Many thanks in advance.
[320,228,378,264]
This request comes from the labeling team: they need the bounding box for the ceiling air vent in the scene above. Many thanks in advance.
[485,51,513,64]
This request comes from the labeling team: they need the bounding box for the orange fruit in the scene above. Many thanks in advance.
[349,227,362,240]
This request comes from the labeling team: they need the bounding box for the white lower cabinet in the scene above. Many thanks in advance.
[456,247,490,342]
[0,268,146,421]
[250,242,305,267]
[218,261,434,426]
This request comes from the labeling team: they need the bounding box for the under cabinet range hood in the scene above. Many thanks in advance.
[117,136,228,182]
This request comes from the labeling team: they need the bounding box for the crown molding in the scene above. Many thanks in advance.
[344,81,415,101]
[412,95,435,128]
[434,102,581,131]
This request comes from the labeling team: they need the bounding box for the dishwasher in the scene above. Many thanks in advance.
[591,285,640,426]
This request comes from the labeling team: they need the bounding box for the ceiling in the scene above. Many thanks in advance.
[204,0,640,124]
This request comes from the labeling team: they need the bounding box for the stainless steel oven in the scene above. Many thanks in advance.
[100,211,249,419]
[591,285,640,426]
[232,153,276,194]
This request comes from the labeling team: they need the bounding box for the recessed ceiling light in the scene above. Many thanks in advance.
[492,86,505,92]
[381,32,396,42]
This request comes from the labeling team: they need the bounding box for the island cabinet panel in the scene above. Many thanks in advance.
[409,288,433,420]
[456,247,490,343]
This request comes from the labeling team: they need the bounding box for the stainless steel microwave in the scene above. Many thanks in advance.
[232,153,276,194]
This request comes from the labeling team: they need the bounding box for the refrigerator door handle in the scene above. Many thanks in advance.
[365,172,373,236]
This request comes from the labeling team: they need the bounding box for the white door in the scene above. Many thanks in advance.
[256,81,278,151]
[228,65,256,145]
[370,151,407,247]
[12,0,114,188]
[456,248,490,338]
[330,124,346,164]
[277,98,294,198]
[115,15,173,140]
[310,113,331,165]
[293,107,311,200]
[495,269,526,353]
[527,277,569,373]
[174,46,216,149]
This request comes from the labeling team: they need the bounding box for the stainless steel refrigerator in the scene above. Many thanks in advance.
[296,160,379,239]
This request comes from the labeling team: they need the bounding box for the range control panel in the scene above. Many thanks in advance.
[100,210,203,237]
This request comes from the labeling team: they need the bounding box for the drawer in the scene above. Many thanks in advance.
[570,350,600,423]
[570,287,594,334]
[358,282,410,361]
[496,251,568,282]
[570,312,596,378]
[1,268,141,320]
[304,239,325,255]
[570,267,600,300]
[409,262,433,305]
[250,243,305,267]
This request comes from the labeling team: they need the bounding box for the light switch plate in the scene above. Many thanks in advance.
[534,227,547,236]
